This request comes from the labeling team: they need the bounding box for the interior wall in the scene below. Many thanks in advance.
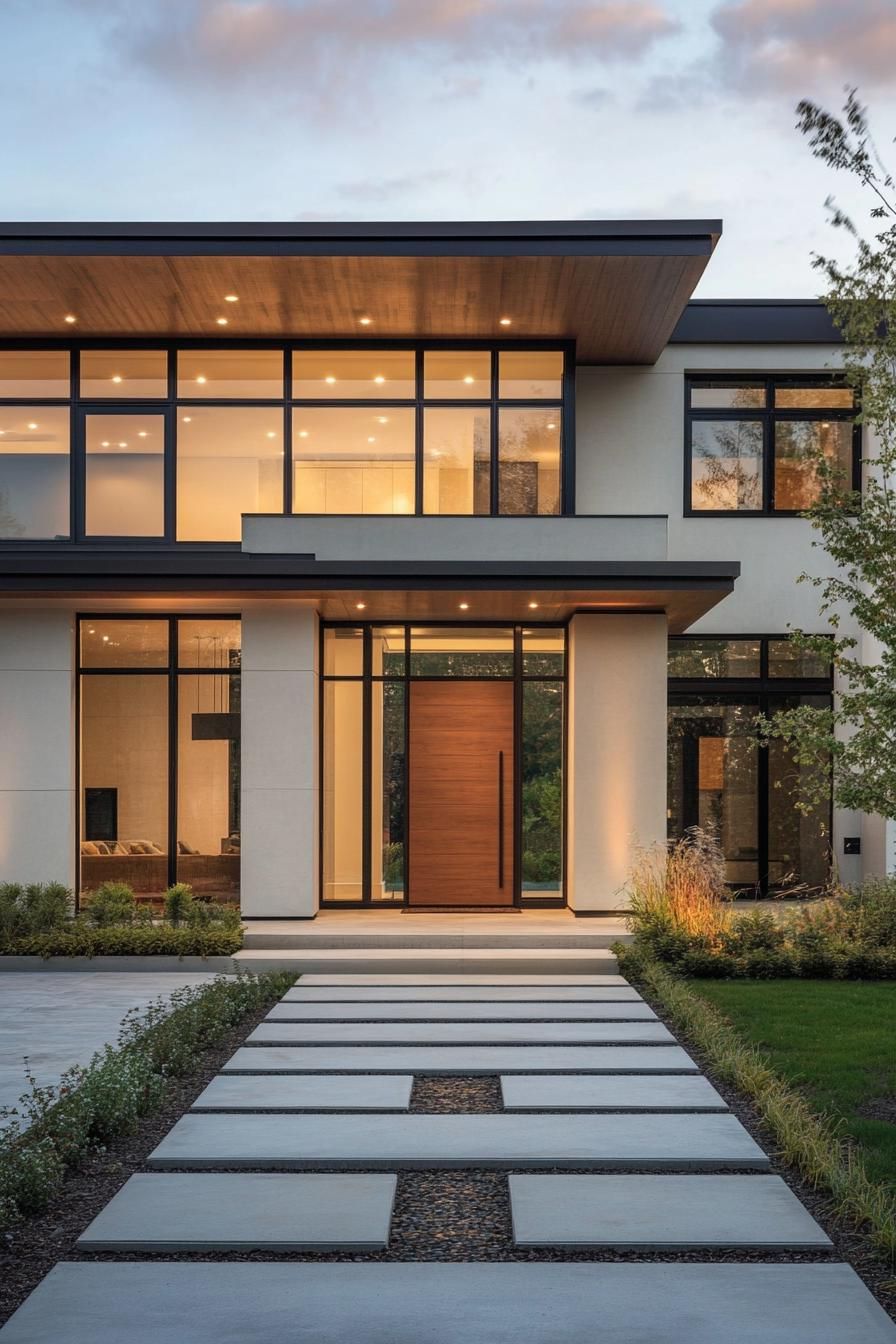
[80,675,168,849]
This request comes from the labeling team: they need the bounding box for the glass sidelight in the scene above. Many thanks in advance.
[321,622,566,906]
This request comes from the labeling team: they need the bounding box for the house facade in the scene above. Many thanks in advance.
[0,220,889,916]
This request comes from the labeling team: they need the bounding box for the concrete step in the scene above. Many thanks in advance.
[232,948,618,975]
[7,1263,894,1344]
[148,1112,769,1170]
[222,1044,698,1075]
[241,927,631,950]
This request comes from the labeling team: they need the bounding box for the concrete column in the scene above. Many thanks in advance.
[567,613,667,912]
[0,610,76,888]
[240,605,319,917]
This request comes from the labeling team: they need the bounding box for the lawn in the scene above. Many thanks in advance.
[687,980,896,1189]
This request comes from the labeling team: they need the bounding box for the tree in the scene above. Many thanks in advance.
[759,90,896,824]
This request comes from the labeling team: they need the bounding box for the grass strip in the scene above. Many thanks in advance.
[617,945,896,1274]
[0,970,293,1232]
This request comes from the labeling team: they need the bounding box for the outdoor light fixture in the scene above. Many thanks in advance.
[459,602,470,610]
[359,316,372,326]
[499,317,512,326]
[216,317,228,326]
[356,602,366,610]
[224,294,239,302]
[64,314,76,324]
[528,601,539,609]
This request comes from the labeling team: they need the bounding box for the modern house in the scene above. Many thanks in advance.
[0,220,886,917]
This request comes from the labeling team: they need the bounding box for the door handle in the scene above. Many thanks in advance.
[497,750,504,889]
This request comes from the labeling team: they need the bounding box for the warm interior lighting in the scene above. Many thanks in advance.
[355,601,366,610]
[138,431,148,438]
[528,601,539,609]
[266,431,277,439]
[216,317,228,326]
[376,416,389,424]
[459,602,470,610]
[27,421,38,429]
[367,436,376,443]
[100,440,110,448]
[463,375,475,384]
[325,376,337,385]
[298,429,309,438]
[224,294,239,303]
[359,317,372,326]
[499,317,512,326]
[196,375,207,385]
[112,375,123,384]
[118,441,128,448]
[64,315,76,324]
[373,375,386,384]
[547,422,557,429]
[182,416,192,423]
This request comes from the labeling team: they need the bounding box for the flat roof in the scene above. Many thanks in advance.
[671,299,843,345]
[0,219,721,364]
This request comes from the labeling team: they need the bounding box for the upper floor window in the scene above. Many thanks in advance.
[686,376,859,516]
[0,343,570,543]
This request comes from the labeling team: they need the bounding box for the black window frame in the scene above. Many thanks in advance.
[0,338,575,548]
[319,619,568,910]
[75,612,242,908]
[668,633,834,895]
[684,374,861,518]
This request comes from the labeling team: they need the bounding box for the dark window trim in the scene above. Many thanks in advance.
[1,338,573,543]
[668,633,833,895]
[76,612,241,909]
[319,619,567,910]
[683,373,861,518]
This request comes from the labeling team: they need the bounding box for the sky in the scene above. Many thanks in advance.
[2,0,895,296]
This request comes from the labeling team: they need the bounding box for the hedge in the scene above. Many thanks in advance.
[0,925,243,959]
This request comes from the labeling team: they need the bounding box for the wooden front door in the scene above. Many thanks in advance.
[408,680,515,907]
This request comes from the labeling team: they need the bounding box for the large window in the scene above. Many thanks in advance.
[79,616,240,902]
[0,343,571,543]
[686,377,859,515]
[668,635,832,893]
[321,623,565,905]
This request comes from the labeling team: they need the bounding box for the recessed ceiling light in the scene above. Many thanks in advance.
[367,436,376,443]
[463,375,475,384]
[118,441,128,448]
[196,375,207,384]
[100,440,110,447]
[373,375,385,384]
[138,431,148,438]
[112,374,123,384]
[359,316,372,326]
[459,602,470,610]
[499,317,512,326]
[376,416,388,424]
[64,314,76,324]
[216,317,228,326]
[102,635,110,642]
[355,601,366,610]
[27,422,38,429]
[182,416,192,423]
[298,429,309,438]
[547,422,556,429]
[528,601,539,609]
[224,294,239,303]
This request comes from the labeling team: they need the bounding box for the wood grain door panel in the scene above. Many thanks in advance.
[408,681,514,907]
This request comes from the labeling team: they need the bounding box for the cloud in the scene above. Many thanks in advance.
[74,0,680,101]
[336,169,452,202]
[573,86,613,108]
[710,0,896,92]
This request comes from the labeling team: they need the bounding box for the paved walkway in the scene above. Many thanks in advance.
[0,972,217,1128]
[2,972,895,1341]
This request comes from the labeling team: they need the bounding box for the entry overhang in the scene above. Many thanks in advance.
[0,547,739,633]
[0,219,721,364]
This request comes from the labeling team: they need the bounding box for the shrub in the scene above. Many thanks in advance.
[0,971,293,1232]
[720,910,786,956]
[164,882,195,927]
[83,881,137,927]
[841,876,896,949]
[0,882,73,939]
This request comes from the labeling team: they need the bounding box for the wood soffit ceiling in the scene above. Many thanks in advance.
[0,221,722,364]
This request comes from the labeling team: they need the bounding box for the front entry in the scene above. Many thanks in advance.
[408,680,515,907]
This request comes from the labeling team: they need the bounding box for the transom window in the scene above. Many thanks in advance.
[686,376,860,516]
[0,343,570,543]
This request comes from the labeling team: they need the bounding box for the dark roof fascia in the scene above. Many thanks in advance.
[671,299,844,345]
[0,548,739,594]
[0,220,722,260]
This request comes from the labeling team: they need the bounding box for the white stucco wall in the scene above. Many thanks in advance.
[568,614,667,911]
[0,610,76,887]
[239,604,319,917]
[575,343,876,882]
